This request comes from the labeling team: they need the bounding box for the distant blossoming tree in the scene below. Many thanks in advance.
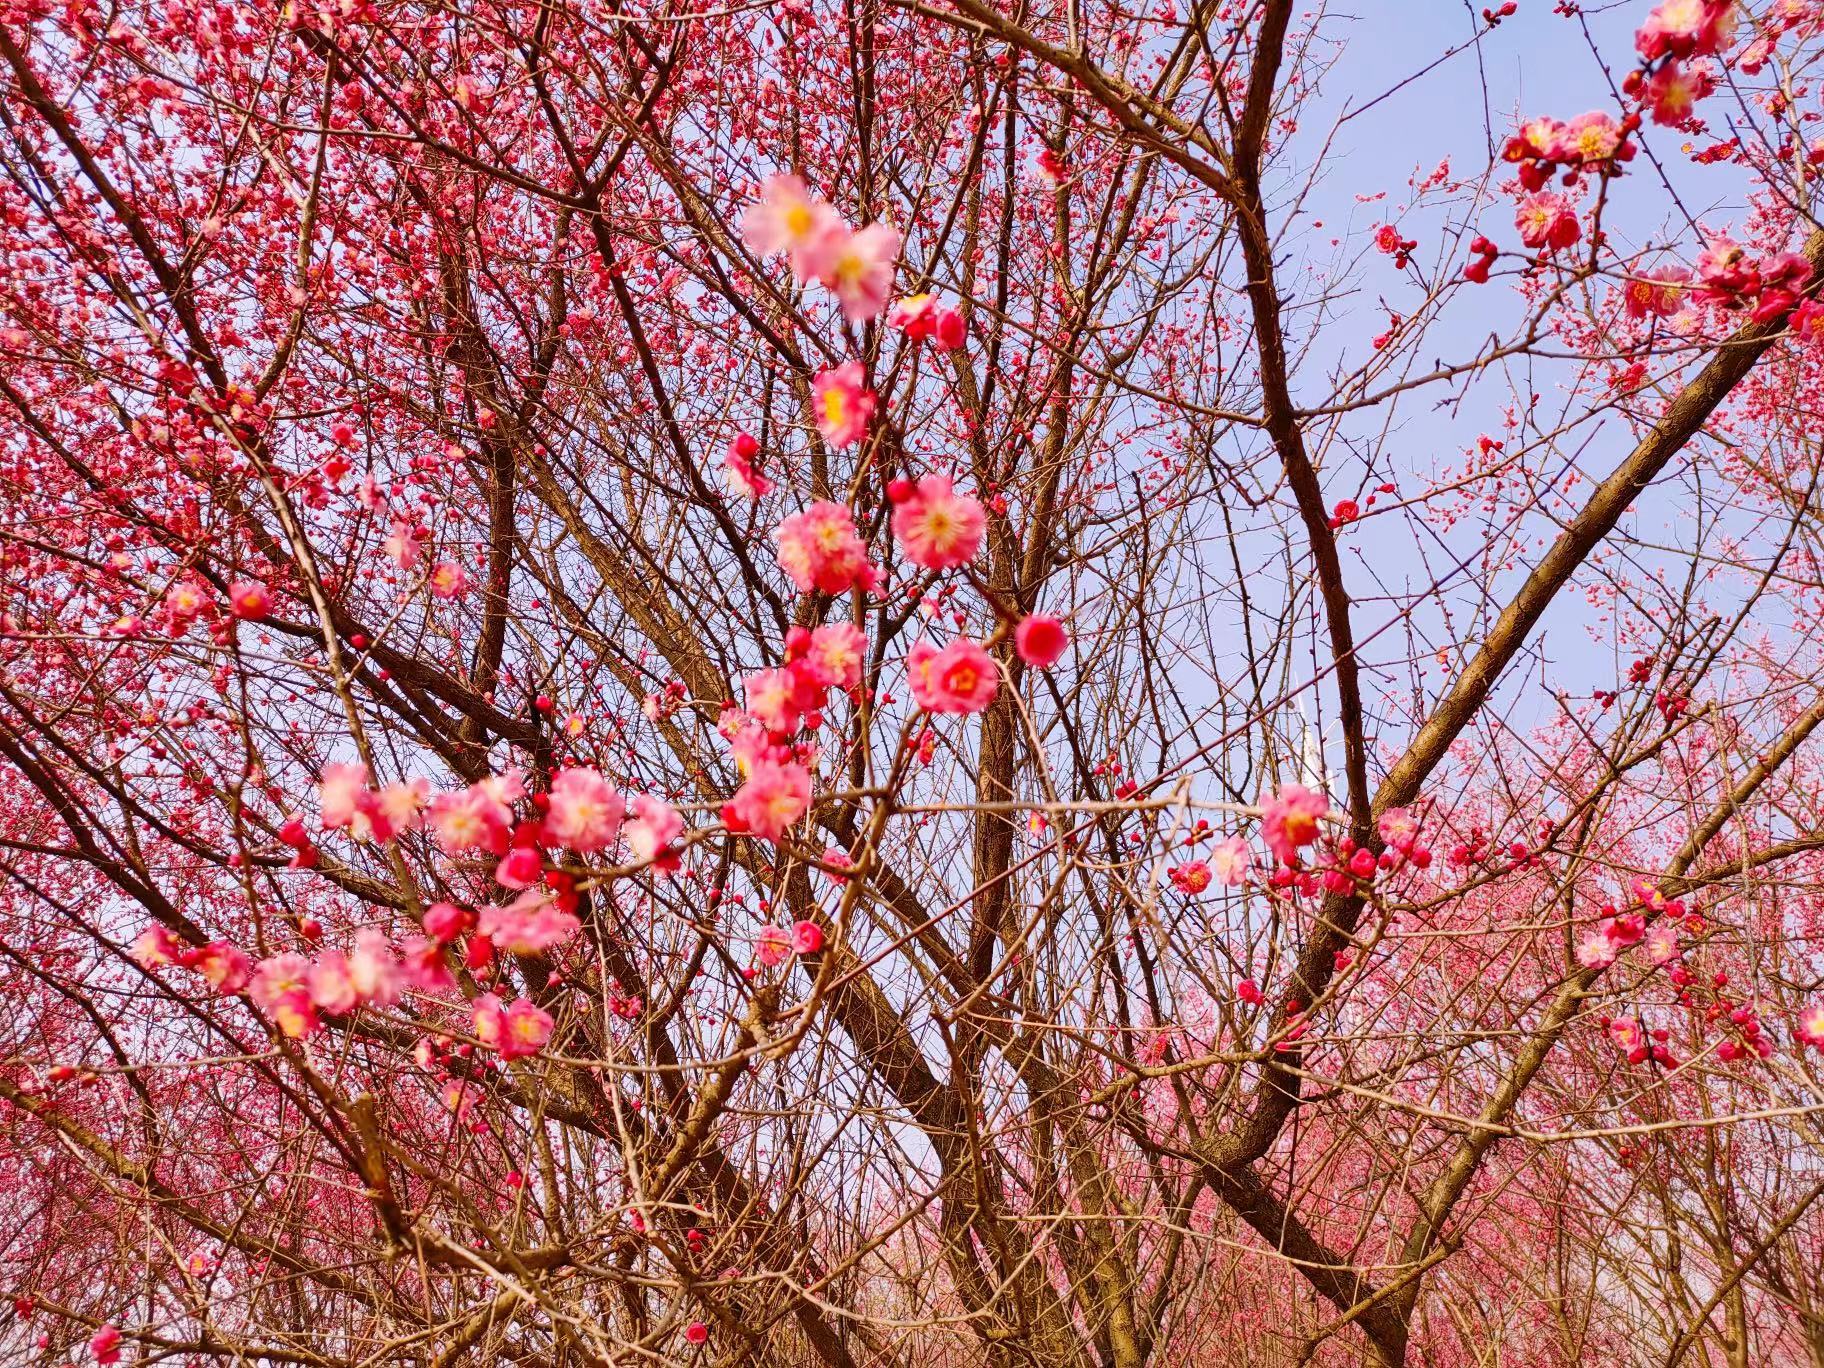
[2,0,1824,1363]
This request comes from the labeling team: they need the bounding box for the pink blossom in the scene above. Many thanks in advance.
[348,929,400,1007]
[499,997,554,1059]
[723,431,772,499]
[1642,60,1714,124]
[429,561,470,598]
[423,901,474,942]
[821,846,854,882]
[757,926,793,966]
[1510,115,1569,162]
[1694,236,1751,299]
[251,952,311,1013]
[1237,978,1265,1008]
[271,991,320,1038]
[811,363,876,449]
[625,794,684,864]
[1604,913,1646,948]
[1624,264,1687,318]
[1635,0,1737,61]
[741,174,839,281]
[1796,1003,1824,1048]
[889,293,939,338]
[163,578,209,628]
[1209,836,1252,886]
[1792,298,1824,341]
[429,781,515,856]
[228,580,271,620]
[774,501,876,595]
[803,623,866,690]
[479,891,581,955]
[808,221,900,322]
[132,924,183,968]
[318,763,373,831]
[724,759,812,841]
[496,845,544,889]
[889,474,985,570]
[545,766,623,853]
[307,950,359,1015]
[1575,927,1618,970]
[685,1321,709,1345]
[745,666,803,734]
[397,936,455,994]
[1750,250,1813,323]
[373,779,428,837]
[1260,784,1327,867]
[1378,807,1421,853]
[792,919,825,954]
[1561,111,1628,164]
[723,710,785,775]
[89,1325,122,1365]
[472,992,508,1051]
[1169,861,1212,895]
[1514,194,1580,252]
[1643,921,1682,965]
[1014,615,1070,668]
[195,941,252,993]
[382,519,422,570]
[906,639,999,714]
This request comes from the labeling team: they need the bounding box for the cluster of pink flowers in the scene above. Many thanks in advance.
[887,293,967,349]
[774,500,878,594]
[245,929,423,1039]
[1634,0,1737,62]
[1690,236,1812,321]
[1576,880,1688,971]
[1514,193,1582,253]
[1607,1016,1676,1068]
[320,762,428,845]
[1622,1,1734,123]
[133,925,254,993]
[1503,111,1637,192]
[331,763,681,878]
[472,992,554,1060]
[741,174,899,323]
[135,888,576,1053]
[719,623,864,842]
[1375,807,1433,871]
[479,890,581,955]
[1622,264,1688,319]
[756,919,825,966]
